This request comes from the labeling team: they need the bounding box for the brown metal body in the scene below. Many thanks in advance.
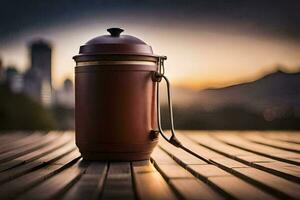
[73,28,160,160]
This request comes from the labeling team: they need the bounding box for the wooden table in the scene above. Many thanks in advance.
[0,131,299,200]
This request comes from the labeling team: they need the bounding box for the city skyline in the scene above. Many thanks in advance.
[1,27,300,90]
[0,39,74,108]
[1,0,300,89]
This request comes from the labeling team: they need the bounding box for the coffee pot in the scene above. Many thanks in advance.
[73,28,201,161]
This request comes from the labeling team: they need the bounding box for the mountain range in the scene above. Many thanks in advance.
[158,69,300,129]
[170,69,300,113]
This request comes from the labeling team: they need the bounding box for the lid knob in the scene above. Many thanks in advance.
[107,28,124,37]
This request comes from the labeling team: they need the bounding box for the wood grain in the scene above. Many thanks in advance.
[0,131,299,200]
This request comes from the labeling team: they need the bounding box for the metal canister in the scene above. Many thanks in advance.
[73,28,162,160]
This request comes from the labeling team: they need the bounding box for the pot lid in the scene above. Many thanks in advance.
[77,28,154,56]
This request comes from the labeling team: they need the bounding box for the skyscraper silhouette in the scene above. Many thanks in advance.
[24,40,52,106]
[0,58,4,83]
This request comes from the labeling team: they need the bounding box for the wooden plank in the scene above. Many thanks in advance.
[132,160,178,200]
[0,132,62,163]
[186,133,269,164]
[16,133,71,163]
[235,155,275,163]
[158,135,211,166]
[35,143,76,164]
[186,133,251,157]
[208,176,276,200]
[186,162,276,200]
[0,150,81,199]
[101,162,135,200]
[242,134,300,153]
[0,132,33,145]
[234,168,300,199]
[0,132,46,154]
[174,133,248,169]
[173,133,225,159]
[214,134,300,165]
[0,133,73,172]
[188,164,231,178]
[16,162,85,200]
[158,144,207,165]
[262,132,300,144]
[151,148,177,165]
[152,147,225,200]
[188,133,300,183]
[209,158,249,169]
[217,133,300,158]
[185,132,300,199]
[211,159,300,199]
[0,131,298,200]
[170,179,225,200]
[0,142,76,184]
[256,162,300,178]
[160,133,276,200]
[0,132,17,141]
[152,147,193,179]
[155,164,194,179]
[284,165,300,173]
[177,132,295,197]
[62,162,107,200]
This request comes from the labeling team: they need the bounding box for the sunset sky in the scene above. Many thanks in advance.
[1,0,300,89]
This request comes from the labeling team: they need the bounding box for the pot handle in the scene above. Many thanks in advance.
[152,56,210,163]
[152,56,182,147]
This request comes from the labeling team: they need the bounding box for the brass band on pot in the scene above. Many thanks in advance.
[76,60,157,67]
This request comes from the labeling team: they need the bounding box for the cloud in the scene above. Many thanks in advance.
[1,0,300,42]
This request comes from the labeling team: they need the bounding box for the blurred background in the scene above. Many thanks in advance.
[0,0,299,130]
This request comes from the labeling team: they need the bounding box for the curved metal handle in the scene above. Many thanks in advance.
[152,57,210,163]
[153,56,181,147]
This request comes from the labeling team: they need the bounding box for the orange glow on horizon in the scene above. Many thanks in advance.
[172,66,300,90]
[1,21,300,90]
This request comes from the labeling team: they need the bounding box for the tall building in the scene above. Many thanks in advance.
[0,58,4,83]
[55,78,75,108]
[5,66,23,93]
[24,40,52,106]
[30,40,52,85]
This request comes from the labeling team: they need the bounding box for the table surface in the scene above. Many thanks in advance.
[0,131,299,200]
